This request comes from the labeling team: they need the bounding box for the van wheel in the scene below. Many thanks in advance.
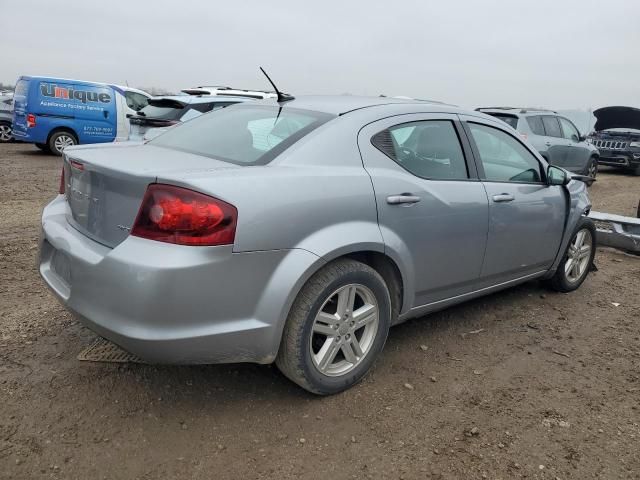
[48,131,77,155]
[546,218,596,293]
[0,121,12,143]
[276,259,391,395]
[35,143,51,152]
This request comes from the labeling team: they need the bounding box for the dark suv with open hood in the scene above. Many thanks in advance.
[589,106,640,176]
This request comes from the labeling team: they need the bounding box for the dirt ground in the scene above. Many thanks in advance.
[1,142,639,480]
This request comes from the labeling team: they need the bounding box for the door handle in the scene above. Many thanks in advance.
[545,141,552,147]
[386,194,421,205]
[492,193,515,203]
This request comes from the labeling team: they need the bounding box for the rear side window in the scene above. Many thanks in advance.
[371,120,468,180]
[542,116,562,138]
[488,114,518,129]
[526,116,545,135]
[468,123,543,183]
[150,105,334,165]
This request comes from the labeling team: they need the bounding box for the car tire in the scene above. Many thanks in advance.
[546,217,596,293]
[0,121,12,143]
[629,164,640,177]
[35,142,51,152]
[48,131,77,156]
[276,259,392,395]
[586,157,598,180]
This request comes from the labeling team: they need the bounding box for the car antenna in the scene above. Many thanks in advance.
[259,67,294,103]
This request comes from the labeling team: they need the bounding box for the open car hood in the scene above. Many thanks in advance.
[593,106,640,132]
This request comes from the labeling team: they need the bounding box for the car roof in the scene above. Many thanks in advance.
[149,95,252,105]
[247,95,453,116]
[476,107,558,116]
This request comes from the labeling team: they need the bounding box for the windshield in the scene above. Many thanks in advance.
[150,105,335,165]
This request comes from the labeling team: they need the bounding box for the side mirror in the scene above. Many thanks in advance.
[578,134,586,142]
[547,165,570,186]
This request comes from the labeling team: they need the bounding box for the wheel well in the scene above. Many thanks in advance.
[47,127,78,145]
[342,251,404,319]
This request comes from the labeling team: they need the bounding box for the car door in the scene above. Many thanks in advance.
[558,116,589,173]
[541,115,570,167]
[358,114,489,308]
[461,118,566,285]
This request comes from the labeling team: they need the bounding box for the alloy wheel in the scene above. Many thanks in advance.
[309,284,379,377]
[0,124,11,142]
[565,228,592,283]
[54,134,75,153]
[589,161,598,178]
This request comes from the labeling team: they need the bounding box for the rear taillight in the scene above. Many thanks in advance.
[59,166,65,194]
[26,114,36,128]
[131,184,237,246]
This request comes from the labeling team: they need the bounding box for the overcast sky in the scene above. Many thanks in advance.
[2,0,639,109]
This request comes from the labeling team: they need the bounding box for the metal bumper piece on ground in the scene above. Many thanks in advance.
[589,210,640,254]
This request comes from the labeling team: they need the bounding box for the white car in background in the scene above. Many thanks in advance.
[127,95,251,141]
[0,94,13,143]
[181,86,277,99]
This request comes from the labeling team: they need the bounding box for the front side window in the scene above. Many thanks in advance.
[468,123,543,183]
[542,116,562,138]
[371,120,468,180]
[558,117,580,142]
[526,116,545,136]
[151,105,334,165]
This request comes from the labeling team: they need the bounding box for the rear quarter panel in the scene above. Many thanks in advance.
[160,117,384,257]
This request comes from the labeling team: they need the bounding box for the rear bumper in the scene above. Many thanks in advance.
[39,195,321,364]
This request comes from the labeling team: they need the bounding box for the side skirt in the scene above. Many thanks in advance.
[397,270,548,324]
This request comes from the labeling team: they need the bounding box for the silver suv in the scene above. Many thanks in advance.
[0,94,13,143]
[478,108,599,180]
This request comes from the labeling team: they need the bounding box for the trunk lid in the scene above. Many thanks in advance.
[593,106,640,132]
[63,143,239,248]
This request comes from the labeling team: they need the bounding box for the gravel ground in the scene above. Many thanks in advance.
[1,142,639,480]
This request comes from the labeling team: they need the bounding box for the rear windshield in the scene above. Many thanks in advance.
[150,105,334,165]
[488,114,518,129]
[138,100,187,121]
[14,79,29,96]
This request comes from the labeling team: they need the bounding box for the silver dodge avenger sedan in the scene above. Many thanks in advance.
[39,96,595,394]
